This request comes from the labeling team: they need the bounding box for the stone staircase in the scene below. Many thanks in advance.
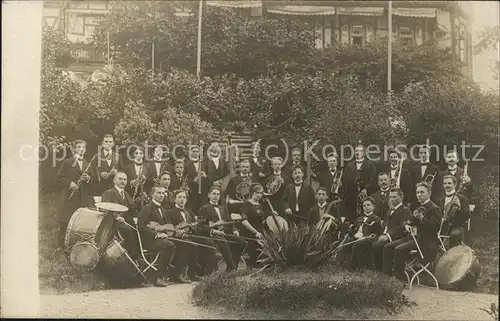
[218,131,254,159]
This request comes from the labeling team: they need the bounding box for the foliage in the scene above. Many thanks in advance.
[41,25,74,68]
[481,303,499,321]
[475,26,500,80]
[192,266,409,315]
[257,224,345,269]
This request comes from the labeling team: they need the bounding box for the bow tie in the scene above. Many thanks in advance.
[210,203,219,207]
[421,162,429,166]
[135,163,143,166]
[154,160,162,164]
[294,182,303,186]
[445,193,456,197]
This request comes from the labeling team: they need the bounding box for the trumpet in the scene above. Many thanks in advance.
[331,167,343,196]
[132,164,146,200]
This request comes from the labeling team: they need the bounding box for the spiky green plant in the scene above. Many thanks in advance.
[258,223,344,270]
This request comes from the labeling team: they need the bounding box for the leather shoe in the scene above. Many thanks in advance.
[154,277,168,287]
[170,276,191,284]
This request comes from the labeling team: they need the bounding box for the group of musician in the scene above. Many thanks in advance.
[57,134,473,287]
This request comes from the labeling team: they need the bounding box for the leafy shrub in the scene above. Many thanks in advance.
[192,266,409,315]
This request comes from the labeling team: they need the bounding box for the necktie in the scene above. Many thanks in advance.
[120,190,125,200]
[158,207,164,220]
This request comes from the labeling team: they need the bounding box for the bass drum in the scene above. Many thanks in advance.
[69,242,100,272]
[64,208,115,253]
[101,239,146,287]
[434,245,481,291]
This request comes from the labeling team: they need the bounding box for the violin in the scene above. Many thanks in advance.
[146,221,217,249]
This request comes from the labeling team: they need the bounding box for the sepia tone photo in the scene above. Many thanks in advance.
[1,0,499,319]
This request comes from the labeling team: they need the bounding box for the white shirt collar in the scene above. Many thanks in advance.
[274,171,281,175]
[210,201,219,206]
[393,203,403,211]
[318,202,327,208]
[445,190,456,197]
[152,200,162,207]
[448,165,458,171]
[114,185,124,194]
[422,199,431,205]
[380,187,390,193]
[75,155,83,161]
[364,212,374,217]
[175,204,185,210]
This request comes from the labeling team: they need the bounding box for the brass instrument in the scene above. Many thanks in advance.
[395,157,404,188]
[331,167,344,201]
[423,172,436,186]
[460,160,469,190]
[132,163,146,200]
[197,140,205,195]
[236,175,252,201]
[69,154,97,200]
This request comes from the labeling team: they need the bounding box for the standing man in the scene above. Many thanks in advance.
[123,146,147,204]
[263,157,291,216]
[157,171,175,210]
[145,145,171,195]
[170,160,188,192]
[411,144,440,208]
[381,149,412,206]
[318,153,344,202]
[101,172,139,259]
[185,144,209,212]
[137,185,176,287]
[343,143,377,223]
[283,166,315,225]
[226,159,255,215]
[283,148,305,179]
[205,140,230,189]
[439,150,473,202]
[94,134,123,196]
[249,140,269,185]
[57,140,94,249]
[370,172,391,220]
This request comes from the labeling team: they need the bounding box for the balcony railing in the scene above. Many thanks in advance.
[69,43,106,63]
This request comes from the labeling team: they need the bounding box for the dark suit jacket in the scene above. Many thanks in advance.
[411,163,440,205]
[198,203,237,234]
[101,186,137,221]
[145,161,172,194]
[379,162,413,204]
[170,173,188,192]
[263,173,292,215]
[94,150,123,195]
[437,193,470,229]
[343,159,378,207]
[383,204,412,242]
[438,167,474,202]
[371,189,390,220]
[123,163,146,196]
[57,156,95,222]
[307,202,341,227]
[408,201,442,261]
[283,182,315,220]
[137,201,171,247]
[352,214,383,237]
[249,156,270,183]
[205,157,229,184]
[318,167,345,201]
[166,206,197,226]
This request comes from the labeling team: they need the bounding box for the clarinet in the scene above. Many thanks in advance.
[68,154,97,200]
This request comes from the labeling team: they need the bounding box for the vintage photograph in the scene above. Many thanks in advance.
[6,0,500,318]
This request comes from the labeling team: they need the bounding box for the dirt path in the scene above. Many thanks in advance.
[40,284,498,320]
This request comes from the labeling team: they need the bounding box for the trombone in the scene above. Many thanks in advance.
[423,172,436,185]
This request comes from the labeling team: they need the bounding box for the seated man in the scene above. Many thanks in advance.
[373,187,412,273]
[101,172,140,259]
[198,186,247,273]
[137,185,176,287]
[166,189,202,283]
[346,197,383,270]
[392,182,442,281]
[307,187,341,229]
[440,175,470,248]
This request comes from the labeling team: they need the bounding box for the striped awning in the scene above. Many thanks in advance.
[393,8,436,18]
[206,0,262,8]
[267,5,336,16]
[336,7,384,16]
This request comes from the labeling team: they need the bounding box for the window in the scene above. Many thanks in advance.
[399,26,414,45]
[68,14,103,36]
[339,22,375,47]
[69,1,108,10]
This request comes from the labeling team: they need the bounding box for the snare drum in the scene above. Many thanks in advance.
[64,208,115,253]
[102,239,146,282]
[434,245,481,291]
[69,242,100,272]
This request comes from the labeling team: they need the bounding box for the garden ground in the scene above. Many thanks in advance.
[40,283,498,320]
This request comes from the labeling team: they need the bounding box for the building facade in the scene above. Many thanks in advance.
[42,0,472,77]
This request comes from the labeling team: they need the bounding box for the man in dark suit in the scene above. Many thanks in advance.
[439,175,470,248]
[205,140,230,188]
[370,172,391,220]
[380,149,412,206]
[249,141,269,185]
[226,159,255,214]
[56,140,94,248]
[145,145,172,196]
[185,144,210,213]
[392,182,442,281]
[157,171,174,210]
[137,185,176,287]
[283,166,315,225]
[283,148,305,179]
[94,134,123,196]
[342,144,378,223]
[101,172,140,258]
[318,153,344,202]
[411,145,440,208]
[166,189,202,282]
[198,186,247,273]
[307,187,341,228]
[374,187,412,273]
[263,157,292,216]
[439,150,473,203]
[123,146,147,202]
[170,159,188,192]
